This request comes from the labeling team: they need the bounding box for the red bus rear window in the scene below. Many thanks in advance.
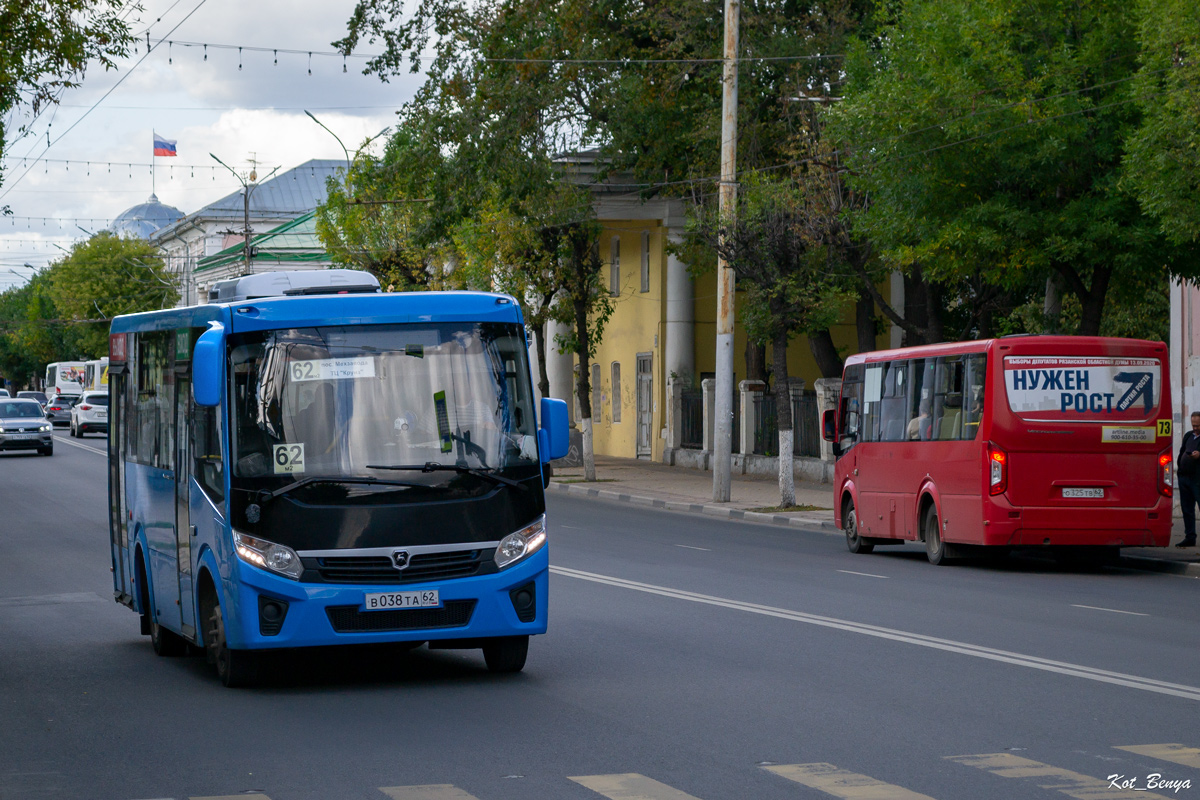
[1003,356,1161,423]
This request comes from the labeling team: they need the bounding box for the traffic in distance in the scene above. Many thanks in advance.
[106,269,569,686]
[823,336,1171,564]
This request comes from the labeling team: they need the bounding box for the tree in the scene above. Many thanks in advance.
[44,233,178,356]
[1124,0,1200,245]
[691,173,851,505]
[0,1,135,198]
[828,0,1200,337]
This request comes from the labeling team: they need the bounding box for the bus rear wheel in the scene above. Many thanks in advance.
[151,618,187,657]
[482,635,528,673]
[923,504,949,566]
[203,595,259,687]
[844,499,873,554]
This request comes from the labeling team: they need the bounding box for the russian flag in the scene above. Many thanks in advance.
[152,132,177,157]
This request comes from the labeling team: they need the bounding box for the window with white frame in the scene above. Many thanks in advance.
[640,231,650,293]
[610,236,621,296]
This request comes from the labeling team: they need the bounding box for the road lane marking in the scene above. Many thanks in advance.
[1115,744,1200,769]
[1070,604,1148,617]
[191,795,273,800]
[0,592,103,607]
[837,570,889,579]
[550,566,1200,702]
[379,786,482,800]
[570,773,704,800]
[676,545,711,551]
[946,753,1173,799]
[764,763,937,799]
[52,434,106,455]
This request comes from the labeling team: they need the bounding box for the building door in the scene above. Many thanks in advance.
[636,353,653,459]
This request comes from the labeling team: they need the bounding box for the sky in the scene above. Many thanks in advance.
[0,0,427,290]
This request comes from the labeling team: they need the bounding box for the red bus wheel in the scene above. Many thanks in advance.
[844,499,873,554]
[924,504,949,566]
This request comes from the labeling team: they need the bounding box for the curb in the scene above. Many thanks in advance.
[548,481,839,533]
[548,481,1200,575]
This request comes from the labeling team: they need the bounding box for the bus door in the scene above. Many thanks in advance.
[174,367,196,639]
[108,369,134,608]
[858,361,908,537]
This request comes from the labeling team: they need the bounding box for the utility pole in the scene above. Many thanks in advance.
[210,154,277,276]
[713,0,740,502]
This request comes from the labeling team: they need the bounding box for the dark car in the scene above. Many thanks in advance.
[17,391,48,406]
[44,395,78,426]
[0,399,53,455]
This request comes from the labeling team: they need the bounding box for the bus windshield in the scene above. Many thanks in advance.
[229,322,538,480]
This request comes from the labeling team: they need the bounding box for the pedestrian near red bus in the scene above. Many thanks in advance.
[1176,412,1200,548]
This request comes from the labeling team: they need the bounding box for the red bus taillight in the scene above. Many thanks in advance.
[1159,449,1173,497]
[988,443,1008,496]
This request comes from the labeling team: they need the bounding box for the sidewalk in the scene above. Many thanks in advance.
[549,455,1200,575]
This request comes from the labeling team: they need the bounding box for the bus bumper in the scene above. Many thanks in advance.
[225,547,549,650]
[981,495,1173,548]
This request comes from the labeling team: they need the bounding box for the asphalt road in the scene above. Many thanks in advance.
[2,432,1198,800]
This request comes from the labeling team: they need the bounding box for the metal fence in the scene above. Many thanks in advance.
[680,390,703,449]
[753,390,820,458]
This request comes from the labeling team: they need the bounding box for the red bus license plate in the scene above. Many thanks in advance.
[1062,487,1104,499]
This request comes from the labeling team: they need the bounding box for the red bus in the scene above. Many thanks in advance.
[822,336,1173,565]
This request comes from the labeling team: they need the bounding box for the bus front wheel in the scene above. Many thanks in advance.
[202,595,259,687]
[923,504,949,566]
[844,499,873,554]
[150,618,187,657]
[482,635,528,673]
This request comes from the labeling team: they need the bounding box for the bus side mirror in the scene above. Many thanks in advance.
[193,324,226,408]
[822,409,837,442]
[539,397,569,461]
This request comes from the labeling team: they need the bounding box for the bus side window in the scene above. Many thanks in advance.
[931,357,965,441]
[193,405,225,504]
[879,362,908,441]
[961,354,987,440]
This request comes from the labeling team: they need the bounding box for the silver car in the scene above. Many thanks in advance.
[0,399,53,456]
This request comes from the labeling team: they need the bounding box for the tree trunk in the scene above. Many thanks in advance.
[1043,273,1063,334]
[773,331,795,507]
[856,288,876,353]
[532,322,550,401]
[1077,265,1111,337]
[745,340,769,383]
[573,292,596,481]
[808,329,844,378]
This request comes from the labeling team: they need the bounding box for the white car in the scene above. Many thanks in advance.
[69,390,109,437]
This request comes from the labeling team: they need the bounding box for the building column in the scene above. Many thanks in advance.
[546,317,575,423]
[665,232,695,386]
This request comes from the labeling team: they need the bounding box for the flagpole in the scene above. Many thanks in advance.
[151,131,156,196]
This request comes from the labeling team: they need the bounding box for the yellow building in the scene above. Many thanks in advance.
[535,171,894,464]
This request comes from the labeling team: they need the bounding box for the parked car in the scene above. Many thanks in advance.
[17,391,48,406]
[0,389,10,397]
[69,391,108,437]
[44,395,76,426]
[0,399,53,455]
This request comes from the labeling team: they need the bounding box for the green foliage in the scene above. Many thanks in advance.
[828,0,1200,336]
[0,1,135,197]
[1123,0,1200,245]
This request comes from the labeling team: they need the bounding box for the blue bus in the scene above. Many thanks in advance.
[108,270,568,686]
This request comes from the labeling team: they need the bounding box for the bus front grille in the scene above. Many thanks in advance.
[325,599,477,632]
[304,550,489,584]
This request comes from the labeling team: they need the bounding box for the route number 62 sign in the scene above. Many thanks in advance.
[273,443,306,474]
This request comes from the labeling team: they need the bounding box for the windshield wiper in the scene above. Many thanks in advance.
[365,462,529,492]
[246,476,426,505]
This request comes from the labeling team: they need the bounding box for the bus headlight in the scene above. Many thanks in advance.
[233,531,303,580]
[495,516,546,569]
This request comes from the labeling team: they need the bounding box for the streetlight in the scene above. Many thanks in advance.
[303,110,390,196]
[210,153,279,277]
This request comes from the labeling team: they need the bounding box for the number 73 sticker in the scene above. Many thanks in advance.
[273,443,306,474]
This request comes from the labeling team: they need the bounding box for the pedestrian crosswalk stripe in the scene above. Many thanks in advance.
[1115,744,1200,769]
[763,763,938,799]
[569,773,704,800]
[378,786,482,800]
[946,752,1174,799]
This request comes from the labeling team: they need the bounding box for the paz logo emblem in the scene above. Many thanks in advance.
[391,550,411,570]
